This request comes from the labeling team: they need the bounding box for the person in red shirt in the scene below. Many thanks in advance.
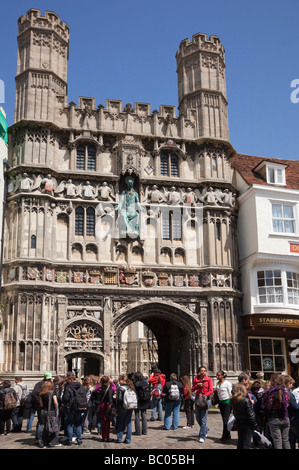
[148,368,166,421]
[192,366,213,443]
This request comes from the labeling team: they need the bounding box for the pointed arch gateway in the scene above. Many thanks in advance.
[112,299,202,379]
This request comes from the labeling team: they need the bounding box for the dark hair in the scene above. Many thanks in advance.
[2,380,11,388]
[170,373,177,381]
[100,375,111,389]
[134,372,143,382]
[15,376,23,382]
[216,370,227,378]
[153,368,161,375]
[197,366,207,374]
[66,371,76,381]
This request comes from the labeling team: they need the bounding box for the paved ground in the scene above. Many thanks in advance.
[0,408,255,451]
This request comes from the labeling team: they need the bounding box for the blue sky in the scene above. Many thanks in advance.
[1,0,299,160]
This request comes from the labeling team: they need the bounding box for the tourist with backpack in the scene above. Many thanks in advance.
[162,373,184,430]
[62,371,87,445]
[261,373,291,449]
[91,375,116,442]
[133,371,151,436]
[149,368,166,421]
[12,376,29,432]
[0,380,17,435]
[116,374,138,443]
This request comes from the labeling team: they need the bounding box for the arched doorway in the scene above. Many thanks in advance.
[65,352,104,378]
[112,300,201,379]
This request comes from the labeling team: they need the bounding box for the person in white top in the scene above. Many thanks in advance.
[216,370,232,442]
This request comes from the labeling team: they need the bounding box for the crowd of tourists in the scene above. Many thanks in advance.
[0,366,299,449]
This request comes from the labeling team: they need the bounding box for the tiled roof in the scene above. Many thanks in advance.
[230,153,299,190]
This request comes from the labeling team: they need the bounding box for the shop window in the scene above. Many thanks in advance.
[248,337,286,379]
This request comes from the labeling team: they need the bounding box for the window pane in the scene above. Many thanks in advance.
[86,208,95,236]
[170,154,179,177]
[160,154,169,176]
[272,204,282,218]
[283,205,294,219]
[249,338,260,354]
[273,340,283,355]
[268,168,275,183]
[261,338,272,354]
[250,355,262,371]
[162,212,170,239]
[76,146,85,170]
[87,147,96,171]
[172,211,181,240]
[275,356,285,371]
[75,207,84,235]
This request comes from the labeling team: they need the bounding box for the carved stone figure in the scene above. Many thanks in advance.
[41,174,57,195]
[98,182,115,201]
[116,176,145,237]
[82,181,95,199]
[144,185,165,203]
[19,173,33,192]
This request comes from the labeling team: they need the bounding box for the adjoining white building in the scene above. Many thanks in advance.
[0,106,8,368]
[231,153,299,381]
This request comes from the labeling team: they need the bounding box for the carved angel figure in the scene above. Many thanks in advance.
[82,181,95,199]
[143,185,165,204]
[41,174,58,195]
[200,187,223,205]
[98,182,115,201]
[184,187,200,205]
[164,186,183,205]
[19,173,33,192]
[55,179,78,198]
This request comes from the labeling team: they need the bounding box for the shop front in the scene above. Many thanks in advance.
[242,314,299,383]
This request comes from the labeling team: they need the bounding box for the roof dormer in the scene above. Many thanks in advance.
[254,160,287,186]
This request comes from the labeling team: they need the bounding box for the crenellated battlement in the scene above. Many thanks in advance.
[18,8,69,42]
[176,32,225,61]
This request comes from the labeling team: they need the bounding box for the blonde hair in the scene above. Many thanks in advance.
[230,383,248,405]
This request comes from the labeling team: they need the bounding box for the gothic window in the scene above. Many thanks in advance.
[76,144,96,171]
[160,152,179,177]
[31,235,36,249]
[75,207,95,237]
[75,207,84,236]
[86,208,95,236]
[162,210,182,241]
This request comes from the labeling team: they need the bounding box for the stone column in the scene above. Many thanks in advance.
[56,295,67,374]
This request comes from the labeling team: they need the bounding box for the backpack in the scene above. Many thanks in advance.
[151,375,162,398]
[122,387,138,410]
[4,391,17,410]
[138,383,151,402]
[18,384,29,406]
[168,383,180,401]
[71,385,88,412]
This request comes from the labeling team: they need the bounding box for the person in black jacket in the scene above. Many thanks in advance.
[62,372,86,446]
[0,380,17,435]
[31,372,52,442]
[133,372,151,436]
[230,383,259,449]
[162,373,184,431]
